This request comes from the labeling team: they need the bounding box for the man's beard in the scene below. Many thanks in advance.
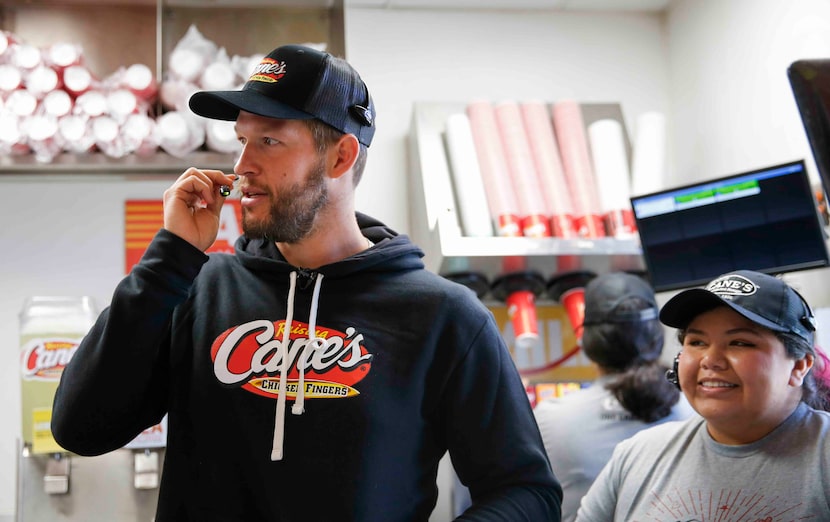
[241,157,328,243]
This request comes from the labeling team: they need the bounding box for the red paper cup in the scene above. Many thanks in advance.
[574,214,605,239]
[122,113,158,156]
[604,208,637,238]
[25,114,62,163]
[200,60,237,91]
[25,65,61,99]
[6,89,38,117]
[123,63,158,102]
[11,43,42,71]
[75,90,108,118]
[62,65,94,97]
[107,88,139,121]
[58,114,95,154]
[205,119,240,154]
[47,42,82,69]
[506,290,541,352]
[42,89,73,118]
[0,64,23,93]
[168,47,206,83]
[550,213,578,239]
[560,287,586,339]
[496,213,522,237]
[159,78,199,111]
[0,113,29,155]
[522,214,552,238]
[0,31,14,59]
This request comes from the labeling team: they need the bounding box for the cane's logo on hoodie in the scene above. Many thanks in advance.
[210,319,373,399]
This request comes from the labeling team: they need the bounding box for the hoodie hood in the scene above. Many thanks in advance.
[233,212,424,278]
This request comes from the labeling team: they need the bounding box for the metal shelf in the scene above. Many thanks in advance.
[0,151,236,176]
[408,101,644,281]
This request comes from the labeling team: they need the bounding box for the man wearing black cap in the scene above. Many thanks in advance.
[51,44,562,521]
[575,270,830,520]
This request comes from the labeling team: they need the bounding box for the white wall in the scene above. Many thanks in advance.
[664,0,830,310]
[347,8,670,234]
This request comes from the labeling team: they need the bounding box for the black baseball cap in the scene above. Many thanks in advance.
[660,270,816,345]
[583,272,659,325]
[581,272,663,368]
[189,44,376,147]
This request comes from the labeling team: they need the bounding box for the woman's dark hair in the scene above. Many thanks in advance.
[583,296,680,423]
[777,331,830,411]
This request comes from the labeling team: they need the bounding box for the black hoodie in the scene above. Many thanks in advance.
[52,213,562,521]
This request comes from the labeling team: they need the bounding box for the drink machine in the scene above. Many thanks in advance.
[19,296,97,495]
[17,296,164,521]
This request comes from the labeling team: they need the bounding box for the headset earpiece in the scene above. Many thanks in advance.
[793,288,817,332]
[665,352,681,390]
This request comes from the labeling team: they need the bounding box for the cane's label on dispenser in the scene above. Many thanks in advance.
[19,296,97,454]
[20,336,82,454]
[21,337,79,381]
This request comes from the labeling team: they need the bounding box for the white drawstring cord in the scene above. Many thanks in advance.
[271,271,297,461]
[293,273,324,415]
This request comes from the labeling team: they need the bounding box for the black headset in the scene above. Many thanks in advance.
[665,352,681,390]
[793,287,817,334]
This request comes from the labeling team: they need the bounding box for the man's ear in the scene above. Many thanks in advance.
[329,133,359,179]
[790,353,815,387]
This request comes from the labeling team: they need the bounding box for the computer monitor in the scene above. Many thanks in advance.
[789,59,830,195]
[630,160,829,292]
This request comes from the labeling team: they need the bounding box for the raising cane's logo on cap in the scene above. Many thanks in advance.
[706,274,757,299]
[210,319,373,400]
[248,58,287,84]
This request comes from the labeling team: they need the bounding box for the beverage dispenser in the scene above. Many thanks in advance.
[17,296,163,520]
[19,296,97,476]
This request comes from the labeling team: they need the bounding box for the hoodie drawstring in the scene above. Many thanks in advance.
[271,271,325,461]
[271,271,297,461]
[293,272,324,415]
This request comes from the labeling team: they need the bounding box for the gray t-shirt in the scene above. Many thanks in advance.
[575,402,830,521]
[533,377,696,522]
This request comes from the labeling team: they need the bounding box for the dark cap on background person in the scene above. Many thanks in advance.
[659,269,816,346]
[189,44,376,147]
[581,272,663,370]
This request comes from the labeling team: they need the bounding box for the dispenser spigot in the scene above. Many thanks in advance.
[133,449,160,490]
[43,452,70,495]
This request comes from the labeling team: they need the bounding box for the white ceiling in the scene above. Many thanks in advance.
[4,0,671,10]
[345,0,673,11]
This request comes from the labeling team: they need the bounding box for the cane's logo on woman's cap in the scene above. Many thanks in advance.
[249,58,287,84]
[706,274,757,298]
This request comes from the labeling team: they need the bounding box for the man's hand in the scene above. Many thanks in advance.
[163,168,237,252]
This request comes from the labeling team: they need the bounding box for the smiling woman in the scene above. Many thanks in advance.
[574,269,830,522]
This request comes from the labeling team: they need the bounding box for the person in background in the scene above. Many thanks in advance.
[533,271,694,522]
[51,44,562,521]
[576,269,830,520]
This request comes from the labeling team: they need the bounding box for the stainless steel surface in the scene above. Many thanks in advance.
[18,448,163,522]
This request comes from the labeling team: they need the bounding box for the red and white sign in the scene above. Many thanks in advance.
[125,199,243,274]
